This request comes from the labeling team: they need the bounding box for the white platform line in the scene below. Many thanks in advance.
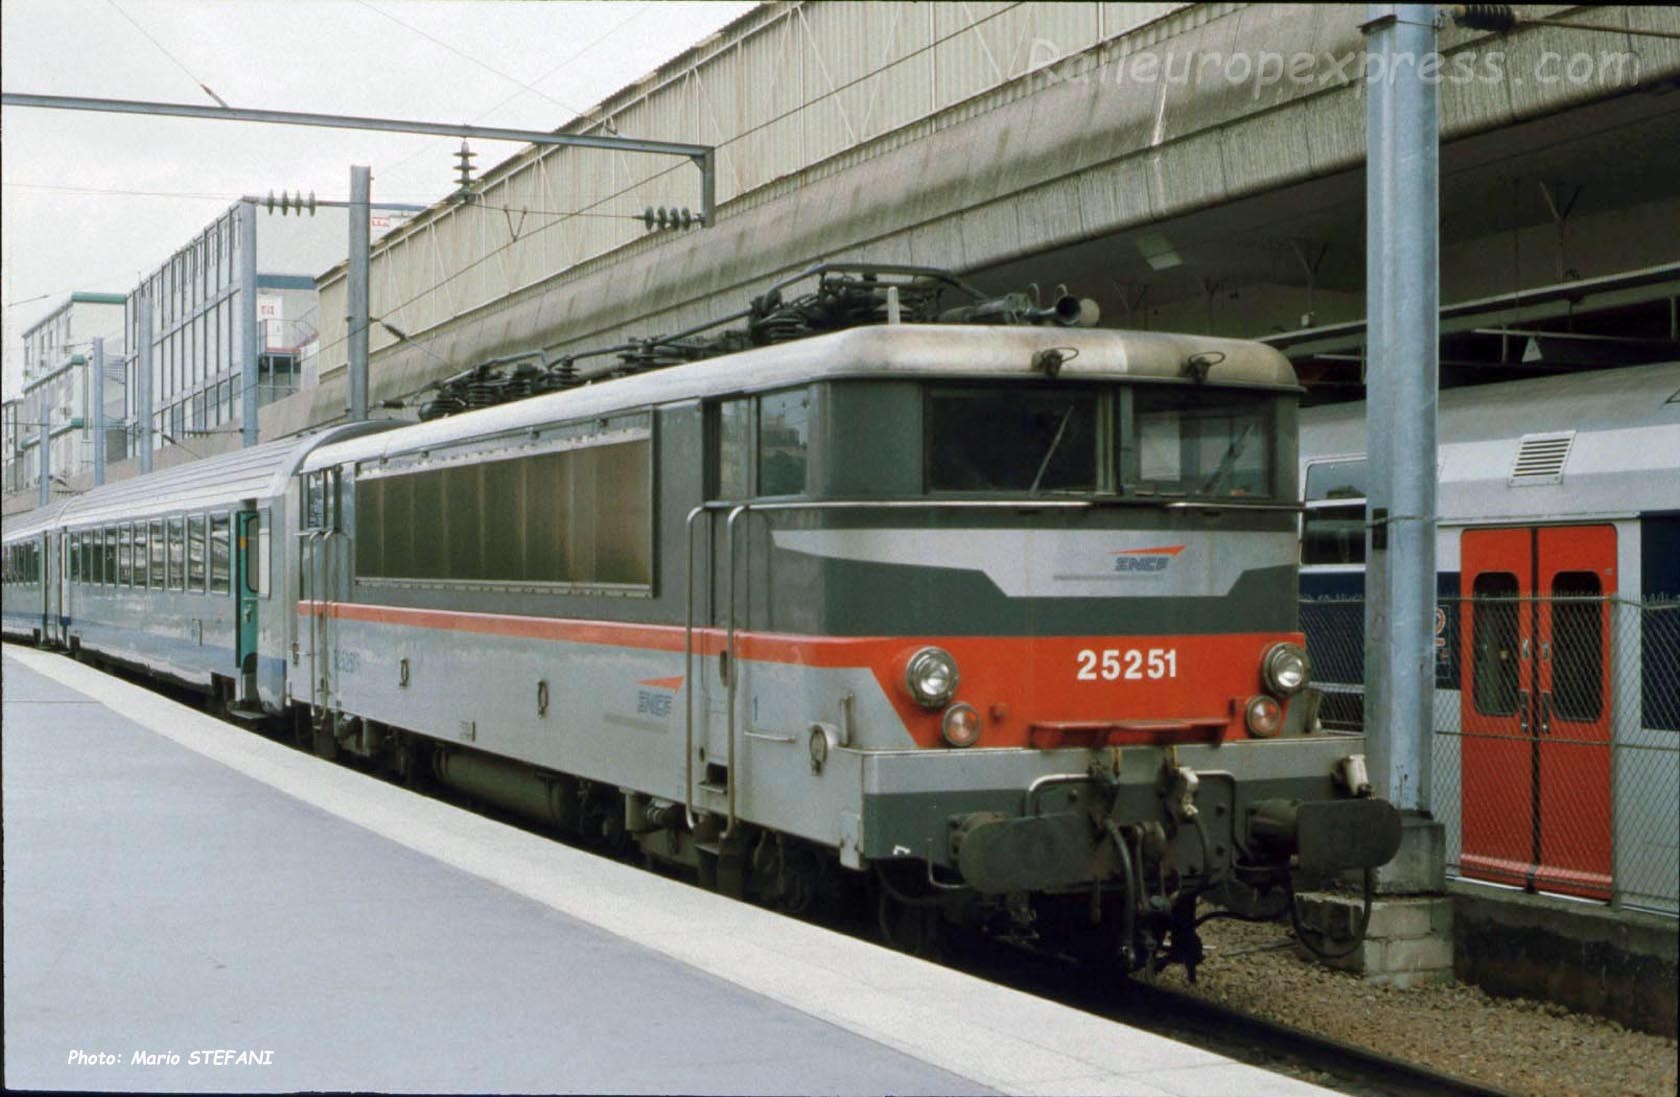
[5,645,1329,1097]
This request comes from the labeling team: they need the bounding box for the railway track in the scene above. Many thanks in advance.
[960,945,1510,1097]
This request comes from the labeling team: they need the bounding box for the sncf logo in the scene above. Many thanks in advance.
[1111,544,1186,574]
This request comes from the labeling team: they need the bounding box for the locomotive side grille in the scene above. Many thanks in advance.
[1509,431,1574,486]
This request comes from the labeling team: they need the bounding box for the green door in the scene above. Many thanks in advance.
[235,510,260,699]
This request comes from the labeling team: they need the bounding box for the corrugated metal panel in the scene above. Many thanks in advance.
[317,1,1194,382]
[41,422,398,530]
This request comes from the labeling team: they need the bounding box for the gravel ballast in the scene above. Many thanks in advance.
[1155,918,1677,1096]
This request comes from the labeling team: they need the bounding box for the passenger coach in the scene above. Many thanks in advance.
[1299,363,1680,912]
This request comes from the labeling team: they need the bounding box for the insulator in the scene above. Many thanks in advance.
[1452,4,1516,32]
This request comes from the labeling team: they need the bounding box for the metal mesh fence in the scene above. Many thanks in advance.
[1300,594,1679,914]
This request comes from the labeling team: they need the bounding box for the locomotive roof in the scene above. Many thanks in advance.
[3,421,399,540]
[302,324,1296,473]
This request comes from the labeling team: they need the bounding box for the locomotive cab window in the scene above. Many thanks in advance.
[758,389,810,496]
[1129,387,1274,498]
[714,398,752,499]
[927,386,1099,493]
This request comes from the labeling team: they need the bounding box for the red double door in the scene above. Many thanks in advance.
[1459,524,1615,900]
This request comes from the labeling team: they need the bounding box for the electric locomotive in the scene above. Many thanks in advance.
[5,265,1402,972]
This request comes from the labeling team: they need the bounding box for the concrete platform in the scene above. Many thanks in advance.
[2,645,1330,1096]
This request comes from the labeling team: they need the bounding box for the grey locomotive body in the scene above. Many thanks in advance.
[6,315,1399,971]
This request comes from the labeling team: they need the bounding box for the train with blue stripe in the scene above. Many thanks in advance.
[4,265,1404,971]
[1298,362,1680,912]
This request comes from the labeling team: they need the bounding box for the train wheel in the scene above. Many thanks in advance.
[775,841,823,916]
[876,888,943,958]
[311,712,339,762]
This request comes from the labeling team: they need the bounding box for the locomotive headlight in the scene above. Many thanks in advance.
[1261,642,1311,696]
[941,703,983,748]
[904,646,960,708]
[1245,695,1284,737]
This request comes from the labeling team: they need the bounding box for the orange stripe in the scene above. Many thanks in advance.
[298,600,1301,748]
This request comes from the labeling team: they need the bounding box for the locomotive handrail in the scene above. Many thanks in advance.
[722,503,751,841]
[687,498,1094,512]
[682,504,709,830]
[297,529,327,710]
[688,497,1303,513]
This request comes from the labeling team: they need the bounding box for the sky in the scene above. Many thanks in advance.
[0,0,755,398]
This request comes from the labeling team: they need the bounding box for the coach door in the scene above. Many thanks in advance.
[235,509,261,701]
[1460,525,1614,900]
[43,532,60,641]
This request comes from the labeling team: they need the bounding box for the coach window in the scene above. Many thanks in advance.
[188,516,206,591]
[210,514,231,594]
[715,398,752,499]
[1471,572,1521,717]
[69,534,81,583]
[168,517,186,591]
[135,522,151,587]
[1550,571,1603,721]
[1302,458,1367,566]
[118,525,133,586]
[149,519,166,589]
[759,388,810,496]
[104,527,117,586]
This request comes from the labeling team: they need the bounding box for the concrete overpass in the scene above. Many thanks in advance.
[45,4,1680,454]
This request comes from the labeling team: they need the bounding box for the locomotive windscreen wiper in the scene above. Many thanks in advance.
[1028,407,1075,494]
[1197,421,1257,495]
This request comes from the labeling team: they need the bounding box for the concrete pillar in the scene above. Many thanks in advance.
[38,417,49,506]
[92,337,106,486]
[137,293,154,475]
[1301,1,1453,987]
[1364,1,1440,832]
[347,165,371,422]
[239,199,261,447]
